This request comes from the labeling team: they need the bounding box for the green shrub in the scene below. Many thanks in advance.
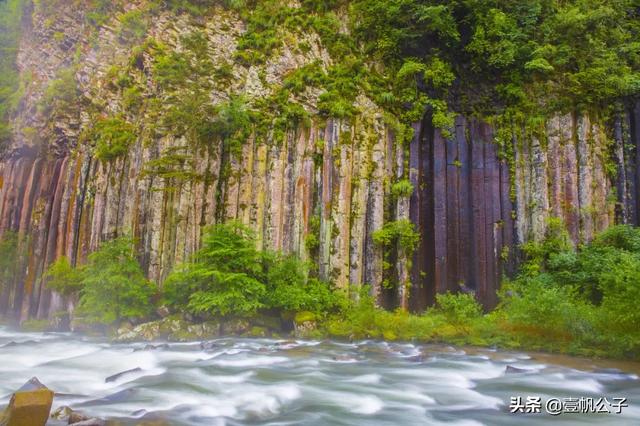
[0,0,25,146]
[165,221,342,318]
[118,10,148,42]
[44,256,83,296]
[40,68,79,114]
[264,254,339,314]
[391,179,414,198]
[165,222,267,317]
[434,292,482,328]
[591,225,640,252]
[372,219,420,256]
[498,224,640,357]
[91,117,136,161]
[78,237,156,324]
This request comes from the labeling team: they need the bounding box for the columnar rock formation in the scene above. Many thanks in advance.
[0,2,637,321]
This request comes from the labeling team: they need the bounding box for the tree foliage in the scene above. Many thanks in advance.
[44,256,83,296]
[352,0,640,116]
[77,237,155,324]
[91,117,136,162]
[500,224,640,358]
[165,222,340,317]
[0,231,24,293]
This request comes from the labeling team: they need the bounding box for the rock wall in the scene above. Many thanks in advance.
[409,116,515,311]
[0,1,635,321]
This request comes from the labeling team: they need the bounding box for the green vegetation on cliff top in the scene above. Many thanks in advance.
[3,0,637,156]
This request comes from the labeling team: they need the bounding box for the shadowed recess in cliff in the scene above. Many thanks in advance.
[409,115,516,311]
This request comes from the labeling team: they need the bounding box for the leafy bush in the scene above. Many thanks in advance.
[118,10,148,42]
[264,254,339,314]
[372,219,420,256]
[40,68,79,114]
[165,222,267,317]
[325,288,441,341]
[434,292,482,328]
[391,179,414,198]
[91,117,136,162]
[78,237,155,324]
[499,224,640,357]
[44,256,83,296]
[165,222,342,318]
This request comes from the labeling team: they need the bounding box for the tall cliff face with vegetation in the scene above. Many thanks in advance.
[0,0,638,322]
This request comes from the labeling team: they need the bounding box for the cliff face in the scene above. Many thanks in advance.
[0,1,637,321]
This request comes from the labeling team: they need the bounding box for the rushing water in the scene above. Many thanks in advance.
[1,327,639,425]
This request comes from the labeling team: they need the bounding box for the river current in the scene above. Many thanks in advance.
[1,326,639,425]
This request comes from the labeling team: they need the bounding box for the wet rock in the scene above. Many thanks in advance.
[250,314,282,331]
[593,367,623,375]
[49,312,71,332]
[221,318,250,335]
[50,405,73,421]
[245,326,268,338]
[134,343,169,352]
[200,341,224,351]
[156,306,171,318]
[69,319,106,336]
[67,410,91,424]
[77,389,136,406]
[105,367,142,383]
[115,321,162,342]
[332,355,357,362]
[114,315,221,342]
[505,365,528,374]
[0,377,54,426]
[293,312,317,338]
[68,418,105,426]
[406,354,428,363]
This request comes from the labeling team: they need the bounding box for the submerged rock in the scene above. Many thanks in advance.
[505,365,528,374]
[50,405,73,421]
[105,367,142,383]
[68,410,91,423]
[49,406,103,426]
[0,377,54,426]
[68,418,105,426]
[77,389,136,406]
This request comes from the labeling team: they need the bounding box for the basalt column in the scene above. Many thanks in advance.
[410,116,515,311]
[621,100,640,224]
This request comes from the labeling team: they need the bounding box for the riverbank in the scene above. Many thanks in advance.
[9,302,637,364]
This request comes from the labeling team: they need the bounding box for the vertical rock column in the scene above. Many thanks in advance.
[410,116,515,310]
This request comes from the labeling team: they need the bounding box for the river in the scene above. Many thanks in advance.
[0,326,639,425]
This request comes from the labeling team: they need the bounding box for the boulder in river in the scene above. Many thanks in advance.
[50,405,73,421]
[114,316,221,342]
[505,365,528,374]
[68,418,105,426]
[0,377,54,426]
[105,367,142,383]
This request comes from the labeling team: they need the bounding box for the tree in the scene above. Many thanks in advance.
[44,256,83,297]
[78,237,155,324]
[165,222,267,316]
